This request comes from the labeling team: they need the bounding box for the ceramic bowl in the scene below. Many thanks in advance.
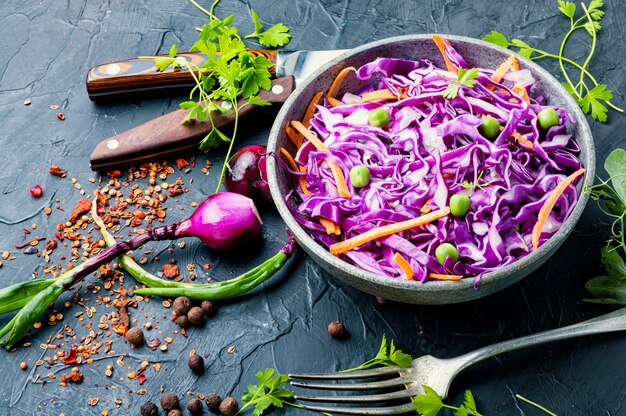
[267,34,595,304]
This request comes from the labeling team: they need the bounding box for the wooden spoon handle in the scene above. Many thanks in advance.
[86,50,278,102]
[89,76,294,172]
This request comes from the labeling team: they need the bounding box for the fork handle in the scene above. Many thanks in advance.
[452,308,626,373]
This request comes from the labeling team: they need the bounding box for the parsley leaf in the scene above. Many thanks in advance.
[510,39,534,58]
[342,335,413,372]
[238,368,299,416]
[482,30,510,48]
[557,0,576,19]
[579,84,612,122]
[246,8,291,48]
[587,0,604,20]
[413,386,445,416]
[441,68,479,99]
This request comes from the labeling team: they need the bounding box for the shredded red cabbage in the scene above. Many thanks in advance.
[285,42,583,283]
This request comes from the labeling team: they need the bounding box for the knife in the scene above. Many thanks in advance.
[89,49,347,171]
[86,49,347,102]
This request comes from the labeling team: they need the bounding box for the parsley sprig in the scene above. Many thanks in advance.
[153,0,290,192]
[246,9,292,47]
[341,335,412,372]
[440,68,479,99]
[483,0,623,122]
[414,387,483,416]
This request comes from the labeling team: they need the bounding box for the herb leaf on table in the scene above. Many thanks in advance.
[341,335,412,372]
[413,386,484,416]
[482,0,623,122]
[246,9,292,48]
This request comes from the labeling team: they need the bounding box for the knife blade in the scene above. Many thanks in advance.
[89,49,348,171]
[86,49,347,101]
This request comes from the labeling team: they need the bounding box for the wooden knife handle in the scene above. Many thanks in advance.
[86,50,278,102]
[89,76,294,172]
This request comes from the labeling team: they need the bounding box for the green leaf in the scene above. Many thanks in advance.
[585,274,626,304]
[482,31,510,48]
[374,335,389,361]
[604,148,626,202]
[240,54,273,98]
[463,390,477,411]
[413,386,445,416]
[199,127,231,151]
[169,43,178,58]
[250,8,264,33]
[155,57,174,72]
[584,20,602,36]
[587,0,604,20]
[511,39,534,58]
[601,246,626,279]
[179,101,197,110]
[557,0,576,19]
[579,84,612,122]
[441,67,478,99]
[389,340,413,367]
[256,23,291,47]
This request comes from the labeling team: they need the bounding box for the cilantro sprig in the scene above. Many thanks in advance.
[483,0,622,122]
[152,0,291,192]
[341,335,412,372]
[440,68,479,99]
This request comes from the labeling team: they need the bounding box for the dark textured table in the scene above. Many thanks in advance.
[1,1,625,415]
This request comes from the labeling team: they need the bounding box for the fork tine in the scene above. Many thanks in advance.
[296,386,421,403]
[290,376,413,391]
[298,402,416,415]
[289,366,403,380]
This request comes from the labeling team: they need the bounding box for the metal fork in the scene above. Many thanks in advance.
[289,308,626,415]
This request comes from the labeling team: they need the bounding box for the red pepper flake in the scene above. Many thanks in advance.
[57,112,65,120]
[175,158,189,170]
[137,373,147,385]
[54,231,65,241]
[145,338,161,351]
[106,170,122,178]
[68,199,92,222]
[49,164,67,177]
[162,264,179,279]
[30,184,43,198]
[23,228,31,235]
[45,239,58,251]
[63,348,78,365]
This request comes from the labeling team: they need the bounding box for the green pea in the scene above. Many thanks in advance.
[479,115,500,139]
[368,107,390,127]
[449,194,471,217]
[349,165,371,188]
[435,243,459,265]
[537,108,559,130]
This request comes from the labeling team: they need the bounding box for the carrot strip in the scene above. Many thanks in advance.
[327,67,356,99]
[319,217,338,235]
[291,121,351,198]
[291,120,329,152]
[489,55,518,90]
[510,56,521,70]
[280,147,299,171]
[326,96,344,106]
[428,273,463,281]
[361,89,397,102]
[531,168,585,250]
[432,35,457,73]
[329,207,451,255]
[511,131,534,150]
[393,252,414,280]
[512,82,530,103]
[299,166,311,196]
[285,125,303,148]
[302,91,324,128]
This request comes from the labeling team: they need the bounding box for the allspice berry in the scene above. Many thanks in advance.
[205,393,222,411]
[168,410,183,416]
[187,306,205,326]
[160,392,180,411]
[176,315,190,328]
[173,296,192,316]
[328,321,346,338]
[125,327,144,346]
[201,300,218,317]
[219,397,239,416]
[140,400,159,416]
[187,398,204,414]
[188,353,204,373]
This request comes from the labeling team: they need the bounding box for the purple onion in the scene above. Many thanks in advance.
[224,144,272,202]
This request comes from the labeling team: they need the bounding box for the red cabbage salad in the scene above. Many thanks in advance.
[281,35,585,284]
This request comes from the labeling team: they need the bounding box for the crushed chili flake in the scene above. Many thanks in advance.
[175,158,189,170]
[161,264,179,279]
[63,348,78,365]
[49,164,67,177]
[106,170,122,178]
[68,199,92,222]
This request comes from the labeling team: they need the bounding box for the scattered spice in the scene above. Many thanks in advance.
[23,99,32,106]
[68,199,92,222]
[162,264,179,279]
[205,393,222,411]
[160,393,180,411]
[60,367,84,386]
[187,307,205,326]
[29,184,43,198]
[172,296,192,316]
[188,354,204,374]
[176,315,190,328]
[49,164,67,177]
[200,300,218,317]
[125,327,144,346]
[219,397,239,416]
[168,410,182,416]
[187,398,203,414]
[20,361,28,370]
[145,338,161,350]
[57,112,65,120]
[62,348,78,365]
[328,321,346,338]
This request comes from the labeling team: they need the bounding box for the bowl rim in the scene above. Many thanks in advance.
[267,33,595,294]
